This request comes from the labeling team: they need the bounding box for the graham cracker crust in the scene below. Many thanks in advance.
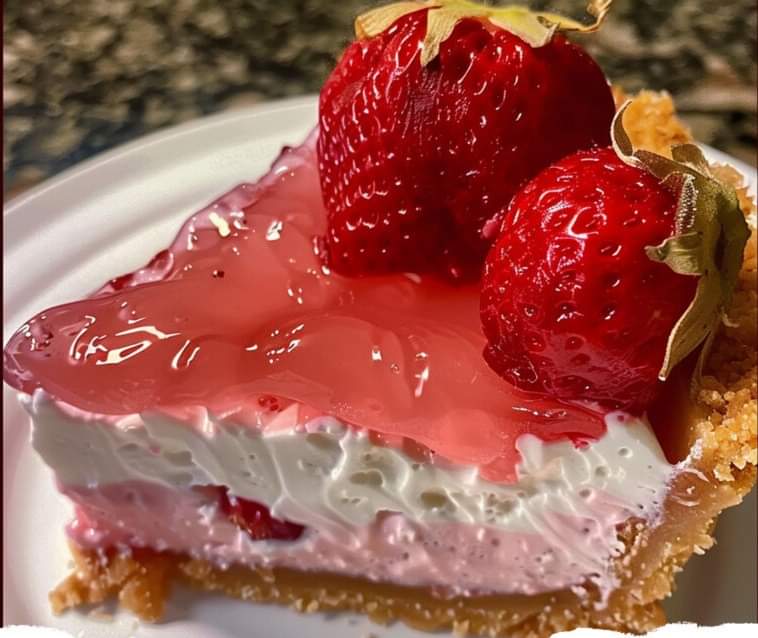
[48,91,757,636]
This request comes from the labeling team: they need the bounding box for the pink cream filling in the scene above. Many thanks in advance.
[3,130,607,483]
[63,481,625,597]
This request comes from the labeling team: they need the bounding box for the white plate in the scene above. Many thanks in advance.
[3,97,756,636]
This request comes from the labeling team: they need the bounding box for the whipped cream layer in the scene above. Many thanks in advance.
[28,392,674,596]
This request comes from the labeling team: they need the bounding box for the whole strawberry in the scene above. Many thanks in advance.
[318,0,616,280]
[480,106,749,413]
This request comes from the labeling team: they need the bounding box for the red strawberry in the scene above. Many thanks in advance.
[217,487,304,541]
[318,1,616,280]
[480,146,699,413]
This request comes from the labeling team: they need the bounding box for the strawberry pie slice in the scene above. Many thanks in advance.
[3,2,756,636]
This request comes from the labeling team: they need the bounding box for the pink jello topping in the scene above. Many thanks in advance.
[3,130,605,482]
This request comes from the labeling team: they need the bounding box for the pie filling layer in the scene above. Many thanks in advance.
[7,132,682,603]
[30,392,673,597]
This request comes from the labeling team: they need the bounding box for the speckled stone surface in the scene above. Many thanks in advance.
[3,0,756,197]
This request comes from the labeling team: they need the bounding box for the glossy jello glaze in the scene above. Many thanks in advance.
[3,131,605,482]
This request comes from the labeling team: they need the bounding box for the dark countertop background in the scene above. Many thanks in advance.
[3,0,757,198]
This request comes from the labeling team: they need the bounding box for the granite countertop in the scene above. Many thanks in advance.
[3,0,756,198]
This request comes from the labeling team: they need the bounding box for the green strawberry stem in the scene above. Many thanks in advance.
[355,0,613,66]
[612,101,750,385]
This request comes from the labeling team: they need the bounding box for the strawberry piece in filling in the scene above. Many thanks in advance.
[217,487,305,542]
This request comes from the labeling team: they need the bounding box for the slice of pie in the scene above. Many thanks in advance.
[3,2,755,637]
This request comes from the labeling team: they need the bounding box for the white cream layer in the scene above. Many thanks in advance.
[26,391,674,596]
